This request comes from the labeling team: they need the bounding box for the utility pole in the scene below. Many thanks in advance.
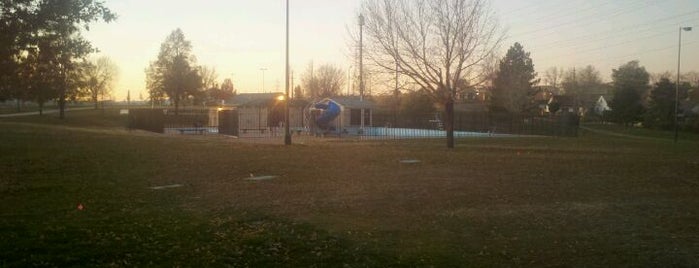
[284,0,291,145]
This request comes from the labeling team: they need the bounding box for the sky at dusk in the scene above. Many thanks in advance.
[82,0,699,100]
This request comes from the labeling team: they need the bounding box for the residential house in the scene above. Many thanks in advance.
[592,95,611,116]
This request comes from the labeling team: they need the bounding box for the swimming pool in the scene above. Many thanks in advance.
[362,127,512,138]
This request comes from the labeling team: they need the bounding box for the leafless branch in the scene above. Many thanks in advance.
[360,0,504,103]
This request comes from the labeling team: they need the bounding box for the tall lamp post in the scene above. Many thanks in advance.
[675,26,692,143]
[284,0,291,145]
[260,67,267,93]
[359,14,365,132]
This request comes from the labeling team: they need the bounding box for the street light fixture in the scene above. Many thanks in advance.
[675,26,692,143]
[359,14,365,133]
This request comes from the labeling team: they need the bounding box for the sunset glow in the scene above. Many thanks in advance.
[82,0,699,100]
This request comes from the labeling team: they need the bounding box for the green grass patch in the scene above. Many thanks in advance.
[1,110,698,266]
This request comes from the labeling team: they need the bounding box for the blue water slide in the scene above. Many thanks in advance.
[314,99,341,128]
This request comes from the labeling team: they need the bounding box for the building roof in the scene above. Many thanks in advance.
[550,95,575,107]
[328,96,375,109]
[226,92,284,107]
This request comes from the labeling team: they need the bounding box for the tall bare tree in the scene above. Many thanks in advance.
[360,0,503,148]
[301,63,344,99]
[315,64,344,98]
[543,67,564,94]
[82,56,118,109]
[562,65,602,97]
[199,66,218,89]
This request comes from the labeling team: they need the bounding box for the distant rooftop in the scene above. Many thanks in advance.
[226,92,284,107]
[328,96,374,109]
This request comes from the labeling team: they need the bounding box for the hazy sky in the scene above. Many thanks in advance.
[83,0,699,100]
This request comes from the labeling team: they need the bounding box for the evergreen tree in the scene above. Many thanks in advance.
[491,42,539,113]
[610,60,649,125]
[644,78,690,129]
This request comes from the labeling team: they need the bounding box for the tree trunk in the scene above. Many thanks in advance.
[59,66,67,119]
[174,89,181,116]
[59,93,66,119]
[174,98,179,116]
[446,100,455,149]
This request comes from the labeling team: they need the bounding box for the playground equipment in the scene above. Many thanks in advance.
[311,98,341,130]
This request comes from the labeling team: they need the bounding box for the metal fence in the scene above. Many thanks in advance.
[129,108,579,140]
[129,108,214,135]
[372,111,579,137]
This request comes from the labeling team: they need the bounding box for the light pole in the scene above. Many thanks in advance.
[359,14,365,132]
[675,26,692,143]
[260,67,267,93]
[284,0,291,145]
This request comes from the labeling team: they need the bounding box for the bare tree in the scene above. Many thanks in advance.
[301,62,318,99]
[543,67,564,94]
[649,71,699,88]
[684,71,699,87]
[650,71,673,85]
[199,66,218,90]
[301,63,344,99]
[82,56,118,109]
[360,0,503,148]
[562,65,602,97]
[315,64,344,98]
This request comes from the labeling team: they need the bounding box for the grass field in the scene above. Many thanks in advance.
[1,109,698,267]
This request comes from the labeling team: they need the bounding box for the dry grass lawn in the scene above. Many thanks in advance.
[1,109,698,266]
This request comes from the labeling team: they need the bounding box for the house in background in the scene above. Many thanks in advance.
[578,83,615,117]
[538,83,614,118]
[546,95,576,114]
[593,95,611,116]
[457,87,490,102]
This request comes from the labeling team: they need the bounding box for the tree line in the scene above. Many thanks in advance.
[490,42,699,131]
[355,0,699,147]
